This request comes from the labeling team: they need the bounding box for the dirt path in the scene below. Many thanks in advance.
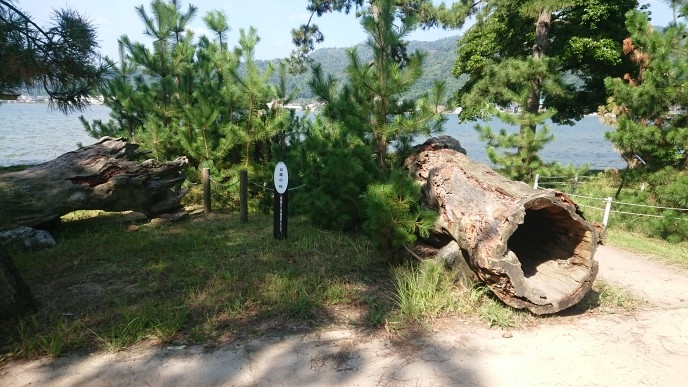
[596,245,688,309]
[2,245,687,387]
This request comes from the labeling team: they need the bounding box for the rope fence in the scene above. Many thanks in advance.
[198,168,687,228]
[533,173,688,226]
[209,176,239,189]
[199,167,305,220]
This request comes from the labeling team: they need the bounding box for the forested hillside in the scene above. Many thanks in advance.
[256,35,467,102]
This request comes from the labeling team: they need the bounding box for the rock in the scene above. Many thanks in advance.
[0,227,56,250]
[150,211,190,225]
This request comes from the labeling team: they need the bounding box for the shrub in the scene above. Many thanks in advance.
[363,171,436,259]
[286,117,377,230]
[647,168,688,208]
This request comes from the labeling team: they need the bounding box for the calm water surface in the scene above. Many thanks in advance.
[0,103,625,169]
[429,114,626,169]
[0,103,111,166]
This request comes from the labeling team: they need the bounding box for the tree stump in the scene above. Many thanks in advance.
[405,137,598,314]
[0,137,189,231]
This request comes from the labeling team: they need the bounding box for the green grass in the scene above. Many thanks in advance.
[2,208,669,360]
[392,260,462,324]
[2,212,392,358]
[607,229,688,269]
[574,279,640,313]
[391,260,527,329]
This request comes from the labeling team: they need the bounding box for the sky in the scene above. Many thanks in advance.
[14,0,677,61]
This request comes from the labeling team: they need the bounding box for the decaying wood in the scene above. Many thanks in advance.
[0,137,188,231]
[0,245,39,319]
[405,137,598,314]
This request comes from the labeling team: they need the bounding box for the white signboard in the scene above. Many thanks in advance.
[274,162,289,194]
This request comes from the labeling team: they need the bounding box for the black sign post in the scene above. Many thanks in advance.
[273,162,288,240]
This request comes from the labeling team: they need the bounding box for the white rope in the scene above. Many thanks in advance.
[575,203,607,212]
[611,210,667,219]
[248,179,275,192]
[611,200,688,212]
[565,193,607,201]
[247,179,305,192]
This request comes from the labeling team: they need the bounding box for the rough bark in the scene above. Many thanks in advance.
[0,137,189,231]
[0,245,38,319]
[405,137,598,315]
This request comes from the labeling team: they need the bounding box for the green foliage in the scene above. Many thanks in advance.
[287,116,376,230]
[0,1,107,112]
[645,211,688,243]
[647,168,688,208]
[363,171,436,256]
[454,0,638,181]
[454,0,637,123]
[286,0,445,237]
[568,169,688,242]
[603,10,688,171]
[309,0,446,177]
[458,45,564,181]
[600,9,688,239]
[476,119,554,181]
[86,0,294,189]
[642,168,688,241]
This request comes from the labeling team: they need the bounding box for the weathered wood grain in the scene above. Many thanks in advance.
[0,137,188,231]
[405,137,599,314]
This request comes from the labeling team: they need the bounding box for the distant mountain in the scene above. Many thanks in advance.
[256,35,467,103]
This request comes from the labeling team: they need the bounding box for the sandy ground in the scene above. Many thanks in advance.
[1,245,687,387]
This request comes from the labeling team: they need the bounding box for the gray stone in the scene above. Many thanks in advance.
[0,227,56,250]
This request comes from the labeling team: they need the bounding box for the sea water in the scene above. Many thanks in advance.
[427,114,626,169]
[0,103,626,169]
[0,102,111,166]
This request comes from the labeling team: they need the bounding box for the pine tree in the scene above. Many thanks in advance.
[603,9,688,171]
[452,0,638,180]
[86,0,294,180]
[601,8,688,239]
[292,0,444,244]
[310,0,446,176]
[0,0,107,112]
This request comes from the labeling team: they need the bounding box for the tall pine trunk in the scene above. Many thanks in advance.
[520,9,551,169]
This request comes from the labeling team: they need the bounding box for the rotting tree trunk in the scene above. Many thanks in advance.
[0,245,39,319]
[0,137,189,231]
[405,137,598,315]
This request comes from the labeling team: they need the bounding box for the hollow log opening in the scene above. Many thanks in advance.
[506,200,594,306]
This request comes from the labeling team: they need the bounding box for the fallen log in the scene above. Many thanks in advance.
[0,137,188,231]
[405,136,598,314]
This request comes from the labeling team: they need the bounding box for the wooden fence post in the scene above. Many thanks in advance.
[202,167,211,214]
[240,170,248,223]
[603,197,613,226]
